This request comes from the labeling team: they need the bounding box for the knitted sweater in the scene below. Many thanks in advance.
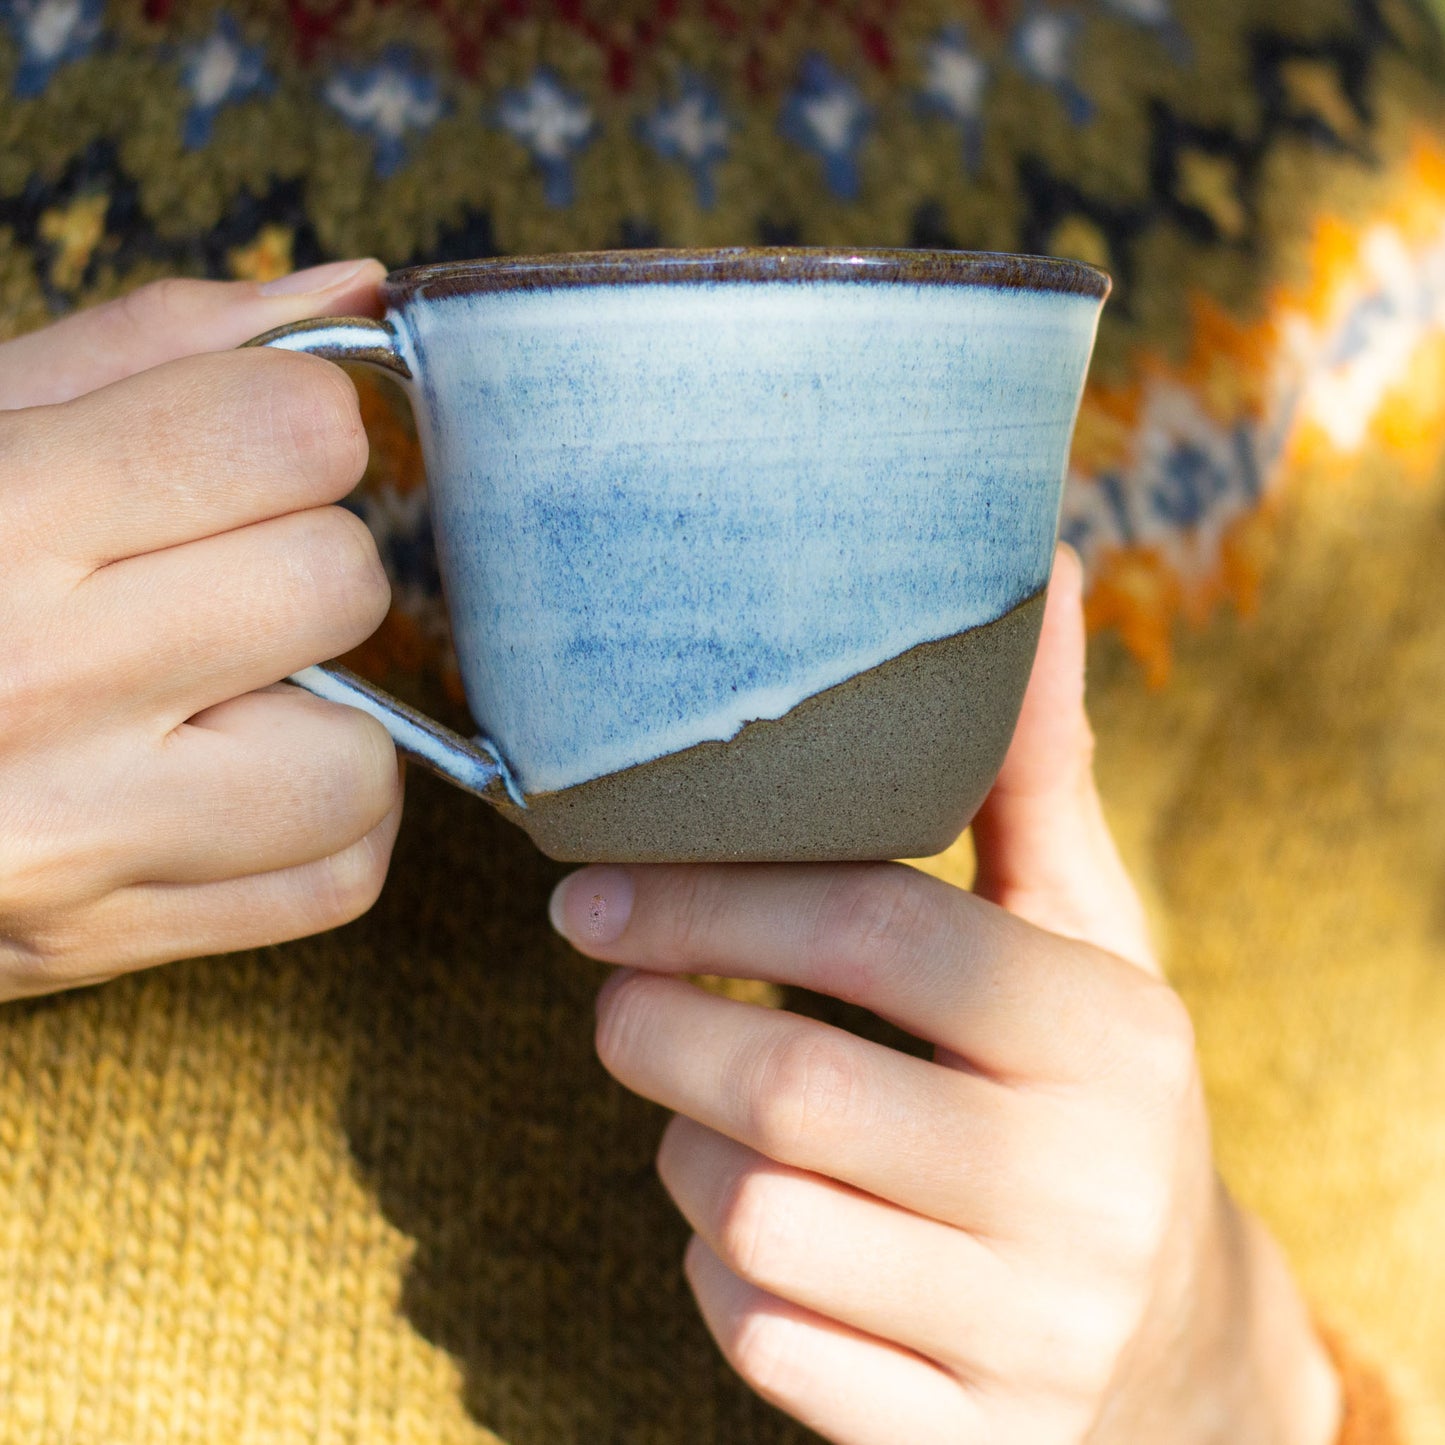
[1,2,1443,1440]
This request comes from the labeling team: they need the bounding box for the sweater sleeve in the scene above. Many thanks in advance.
[1320,1326,1404,1445]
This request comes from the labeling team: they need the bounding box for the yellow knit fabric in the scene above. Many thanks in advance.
[923,446,1445,1444]
[923,440,1445,1444]
[1,439,1441,1442]
[1111,449,1445,1445]
[1,0,1442,1435]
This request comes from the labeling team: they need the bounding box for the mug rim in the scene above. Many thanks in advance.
[381,246,1110,303]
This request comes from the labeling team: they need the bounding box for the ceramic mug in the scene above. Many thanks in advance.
[244,248,1108,862]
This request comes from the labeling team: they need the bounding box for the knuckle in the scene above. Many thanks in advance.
[0,788,112,929]
[1072,969,1198,1102]
[1070,1150,1176,1282]
[286,697,400,841]
[593,970,655,1076]
[334,710,401,827]
[1128,981,1199,1100]
[3,948,76,1001]
[293,505,391,642]
[1,940,66,1001]
[252,351,368,498]
[313,827,390,927]
[648,866,730,969]
[716,1168,793,1291]
[810,864,937,1000]
[0,857,62,926]
[728,1310,803,1406]
[747,1028,861,1158]
[1113,1180,1174,1274]
[0,909,95,1002]
[116,276,200,333]
[1044,1287,1141,1400]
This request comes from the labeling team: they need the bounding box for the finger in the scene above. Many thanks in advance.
[659,1115,1033,1381]
[5,785,404,1000]
[970,544,1156,972]
[69,504,390,725]
[6,347,371,571]
[597,970,1029,1232]
[683,1236,977,1445]
[114,685,401,885]
[0,261,385,409]
[554,861,1170,1085]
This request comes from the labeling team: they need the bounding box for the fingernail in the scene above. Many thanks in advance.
[258,257,379,297]
[549,867,635,948]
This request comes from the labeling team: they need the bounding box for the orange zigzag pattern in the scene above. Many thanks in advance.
[1076,135,1445,685]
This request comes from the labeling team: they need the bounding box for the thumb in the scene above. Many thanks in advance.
[970,544,1158,973]
[0,258,387,409]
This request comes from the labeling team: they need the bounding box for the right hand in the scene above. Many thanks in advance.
[0,261,405,1000]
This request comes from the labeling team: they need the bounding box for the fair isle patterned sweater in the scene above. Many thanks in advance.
[2,2,1443,1441]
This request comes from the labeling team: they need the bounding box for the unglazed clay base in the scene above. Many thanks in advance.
[497,588,1046,861]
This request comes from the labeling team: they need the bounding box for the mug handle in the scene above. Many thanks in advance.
[240,316,521,808]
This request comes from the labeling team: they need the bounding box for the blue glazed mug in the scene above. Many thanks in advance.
[245,248,1108,862]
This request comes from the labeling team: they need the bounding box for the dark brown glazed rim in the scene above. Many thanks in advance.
[381,247,1111,302]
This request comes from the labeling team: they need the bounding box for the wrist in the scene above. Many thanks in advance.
[1089,1181,1341,1445]
[1229,1198,1342,1445]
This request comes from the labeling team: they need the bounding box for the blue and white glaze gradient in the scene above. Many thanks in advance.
[390,279,1100,796]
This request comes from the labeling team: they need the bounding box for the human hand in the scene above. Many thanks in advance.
[549,548,1341,1444]
[0,262,404,999]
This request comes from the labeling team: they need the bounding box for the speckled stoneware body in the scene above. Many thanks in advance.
[249,249,1108,861]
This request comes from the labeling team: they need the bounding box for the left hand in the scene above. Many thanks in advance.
[548,548,1340,1445]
